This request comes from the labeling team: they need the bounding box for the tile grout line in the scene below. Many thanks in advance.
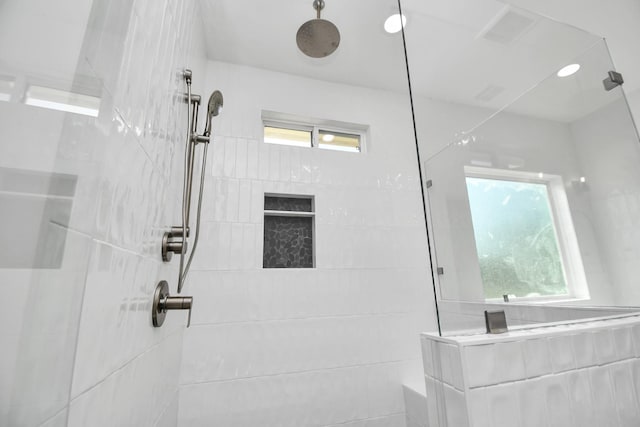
[180,357,420,387]
[187,310,428,327]
[319,412,406,427]
[70,329,183,403]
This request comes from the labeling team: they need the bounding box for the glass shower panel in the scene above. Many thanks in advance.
[421,36,640,335]
[402,0,640,335]
[0,0,133,425]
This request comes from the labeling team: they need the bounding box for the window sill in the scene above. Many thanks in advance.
[485,295,591,305]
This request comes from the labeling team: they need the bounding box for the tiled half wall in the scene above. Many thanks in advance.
[421,315,640,427]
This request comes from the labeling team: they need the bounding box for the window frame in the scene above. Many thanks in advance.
[464,166,590,303]
[262,110,367,153]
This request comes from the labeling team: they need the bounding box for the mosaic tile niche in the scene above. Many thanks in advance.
[263,195,314,268]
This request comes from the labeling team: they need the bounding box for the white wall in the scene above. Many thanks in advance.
[0,1,207,426]
[570,97,640,305]
[176,60,437,427]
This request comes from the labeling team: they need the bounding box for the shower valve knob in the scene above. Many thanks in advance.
[152,280,193,328]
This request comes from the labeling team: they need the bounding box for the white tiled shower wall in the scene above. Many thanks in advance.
[177,61,437,426]
[0,0,207,425]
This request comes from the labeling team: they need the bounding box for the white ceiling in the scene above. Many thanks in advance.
[198,0,636,123]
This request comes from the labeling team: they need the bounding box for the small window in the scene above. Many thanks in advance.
[464,167,588,301]
[318,130,360,152]
[24,85,100,117]
[262,110,366,152]
[264,126,312,148]
[263,194,315,268]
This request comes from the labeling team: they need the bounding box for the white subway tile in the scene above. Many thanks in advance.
[548,335,576,373]
[225,178,240,222]
[542,374,573,427]
[242,223,256,269]
[235,138,248,179]
[467,387,490,427]
[464,344,494,387]
[216,222,232,270]
[229,222,244,270]
[588,366,618,427]
[610,361,640,426]
[517,377,548,427]
[486,383,522,427]
[210,135,226,177]
[268,147,280,182]
[613,327,635,360]
[572,332,598,368]
[222,137,236,177]
[438,343,460,389]
[523,337,553,378]
[443,384,469,427]
[421,337,435,378]
[566,370,595,427]
[238,179,252,223]
[250,180,264,223]
[258,143,270,181]
[593,330,618,365]
[633,359,640,408]
[246,140,259,179]
[632,324,640,357]
[423,376,438,427]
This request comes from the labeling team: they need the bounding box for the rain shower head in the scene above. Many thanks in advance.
[204,90,223,136]
[296,0,340,58]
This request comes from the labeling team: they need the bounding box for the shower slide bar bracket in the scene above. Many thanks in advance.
[162,226,189,262]
[152,280,193,328]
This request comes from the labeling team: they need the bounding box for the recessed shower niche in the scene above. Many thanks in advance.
[263,194,315,268]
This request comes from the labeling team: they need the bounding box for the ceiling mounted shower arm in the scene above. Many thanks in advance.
[314,0,324,18]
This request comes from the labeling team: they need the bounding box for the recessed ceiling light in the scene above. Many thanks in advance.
[557,63,580,77]
[321,134,335,142]
[384,14,406,34]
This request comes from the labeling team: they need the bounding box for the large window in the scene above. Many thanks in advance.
[464,167,588,301]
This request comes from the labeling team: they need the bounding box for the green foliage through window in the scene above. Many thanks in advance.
[466,177,568,299]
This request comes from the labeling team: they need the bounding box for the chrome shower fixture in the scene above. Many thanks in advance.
[296,0,341,58]
[162,69,224,294]
[152,280,193,327]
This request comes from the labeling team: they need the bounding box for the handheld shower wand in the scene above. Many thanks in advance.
[176,90,223,293]
[205,91,224,135]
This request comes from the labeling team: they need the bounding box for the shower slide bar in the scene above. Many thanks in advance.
[153,69,223,328]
